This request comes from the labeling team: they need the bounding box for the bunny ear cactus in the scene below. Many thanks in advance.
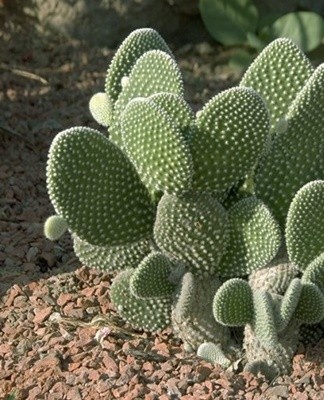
[212,274,324,379]
[110,49,184,147]
[46,127,154,246]
[171,272,231,361]
[110,269,172,332]
[73,235,152,272]
[105,28,172,105]
[218,197,281,277]
[240,38,313,133]
[286,180,324,270]
[254,66,324,227]
[44,28,324,380]
[154,193,228,276]
[191,87,270,192]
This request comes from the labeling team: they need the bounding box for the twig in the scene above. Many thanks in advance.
[0,63,49,85]
[48,312,144,339]
[0,124,27,140]
[0,124,37,151]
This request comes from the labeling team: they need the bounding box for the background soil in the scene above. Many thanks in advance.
[1,6,324,400]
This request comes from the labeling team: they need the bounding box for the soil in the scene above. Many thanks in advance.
[1,10,324,400]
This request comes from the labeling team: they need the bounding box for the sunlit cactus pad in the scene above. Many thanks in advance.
[44,28,324,380]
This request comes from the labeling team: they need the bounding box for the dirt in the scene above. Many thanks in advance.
[1,9,324,400]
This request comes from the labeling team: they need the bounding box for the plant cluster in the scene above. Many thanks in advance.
[199,0,324,68]
[44,28,324,379]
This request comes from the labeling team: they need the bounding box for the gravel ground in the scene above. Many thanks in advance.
[1,13,324,400]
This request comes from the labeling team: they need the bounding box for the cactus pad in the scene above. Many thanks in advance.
[286,180,324,270]
[121,98,193,195]
[240,38,313,132]
[89,92,113,127]
[105,28,172,103]
[255,66,324,227]
[302,253,324,292]
[44,215,68,241]
[73,235,152,272]
[114,50,183,117]
[292,283,324,324]
[110,269,171,332]
[46,127,154,246]
[197,342,232,368]
[154,193,228,276]
[213,278,254,327]
[191,87,269,192]
[218,197,281,277]
[130,252,176,298]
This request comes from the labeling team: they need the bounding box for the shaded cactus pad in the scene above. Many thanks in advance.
[110,269,172,331]
[154,193,228,276]
[46,127,154,246]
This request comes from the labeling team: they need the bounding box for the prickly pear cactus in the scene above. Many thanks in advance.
[44,28,324,380]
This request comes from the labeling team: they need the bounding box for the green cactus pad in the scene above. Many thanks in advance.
[110,269,171,332]
[240,38,313,132]
[73,235,152,272]
[105,28,172,103]
[292,282,324,324]
[172,272,229,350]
[154,193,228,276]
[89,92,113,127]
[213,278,254,327]
[299,321,324,345]
[302,253,324,292]
[255,66,324,228]
[121,98,193,195]
[130,252,176,298]
[191,87,269,192]
[286,180,324,270]
[44,215,68,241]
[149,92,195,140]
[279,278,303,331]
[197,342,231,368]
[218,197,281,277]
[46,127,154,246]
[115,50,183,117]
[252,290,278,346]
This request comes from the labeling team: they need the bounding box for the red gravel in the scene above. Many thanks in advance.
[1,9,324,400]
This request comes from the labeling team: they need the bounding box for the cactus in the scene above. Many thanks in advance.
[217,196,281,277]
[191,87,269,192]
[213,275,324,378]
[110,269,172,332]
[44,28,324,379]
[73,235,152,272]
[46,127,154,246]
[254,66,324,227]
[240,38,313,132]
[154,193,228,276]
[286,180,324,270]
[171,272,230,356]
[44,215,68,241]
